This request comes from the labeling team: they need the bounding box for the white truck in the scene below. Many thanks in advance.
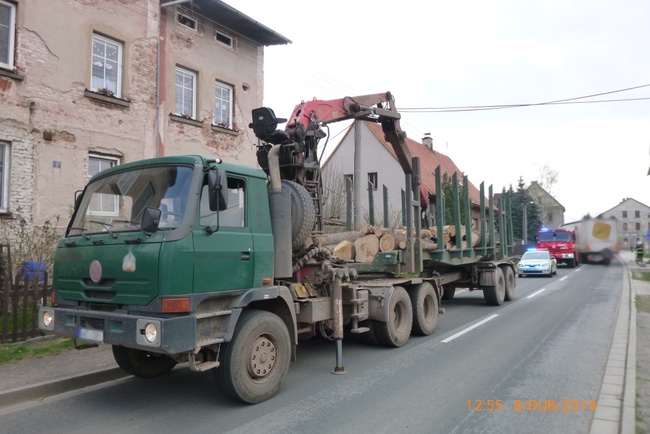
[561,218,619,265]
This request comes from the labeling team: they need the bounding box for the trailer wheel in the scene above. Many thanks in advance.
[214,310,291,404]
[501,265,515,301]
[281,180,316,250]
[410,282,439,336]
[441,287,456,300]
[483,268,506,306]
[370,286,413,347]
[111,346,177,378]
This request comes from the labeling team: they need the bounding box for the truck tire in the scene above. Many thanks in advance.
[483,268,506,306]
[111,346,177,378]
[410,282,439,336]
[281,180,316,250]
[568,258,576,268]
[369,286,413,347]
[214,310,291,404]
[500,265,515,301]
[441,287,456,300]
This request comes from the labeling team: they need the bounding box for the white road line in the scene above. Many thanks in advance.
[560,276,569,281]
[441,314,499,343]
[526,288,547,299]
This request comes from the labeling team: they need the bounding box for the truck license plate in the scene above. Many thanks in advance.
[78,327,104,342]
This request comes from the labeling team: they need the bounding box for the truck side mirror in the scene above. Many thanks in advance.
[208,168,228,211]
[141,207,161,233]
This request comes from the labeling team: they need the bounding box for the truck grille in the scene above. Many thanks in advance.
[80,317,105,330]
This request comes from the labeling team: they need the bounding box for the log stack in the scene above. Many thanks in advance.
[315,224,481,263]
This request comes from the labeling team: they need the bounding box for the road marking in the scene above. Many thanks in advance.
[527,288,547,299]
[441,314,499,343]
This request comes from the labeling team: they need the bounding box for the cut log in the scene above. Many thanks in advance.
[354,234,379,263]
[379,233,396,252]
[358,224,375,235]
[333,240,355,261]
[314,230,363,247]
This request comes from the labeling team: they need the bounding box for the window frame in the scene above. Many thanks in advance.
[90,33,123,98]
[0,0,16,70]
[177,12,197,31]
[215,29,235,49]
[87,154,119,216]
[368,172,378,191]
[174,66,197,119]
[0,140,9,212]
[213,81,233,128]
[622,211,627,218]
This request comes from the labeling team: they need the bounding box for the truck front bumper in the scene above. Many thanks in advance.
[38,306,196,355]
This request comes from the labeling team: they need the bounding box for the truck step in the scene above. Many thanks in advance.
[350,327,370,334]
[188,353,220,372]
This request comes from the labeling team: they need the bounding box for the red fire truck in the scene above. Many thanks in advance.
[535,227,579,268]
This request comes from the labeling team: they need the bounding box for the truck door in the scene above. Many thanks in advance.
[193,176,255,292]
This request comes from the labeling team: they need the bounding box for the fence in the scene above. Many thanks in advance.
[0,271,51,344]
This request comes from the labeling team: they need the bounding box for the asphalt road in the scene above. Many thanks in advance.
[0,262,622,434]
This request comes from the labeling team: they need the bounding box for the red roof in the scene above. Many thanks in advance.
[364,121,485,206]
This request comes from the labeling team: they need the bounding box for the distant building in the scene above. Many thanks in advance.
[527,181,565,228]
[600,198,650,248]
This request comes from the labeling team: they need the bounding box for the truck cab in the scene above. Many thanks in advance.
[535,227,579,268]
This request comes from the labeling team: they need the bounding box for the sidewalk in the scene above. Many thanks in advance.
[0,252,647,434]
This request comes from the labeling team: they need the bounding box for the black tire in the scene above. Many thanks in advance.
[281,180,315,250]
[501,265,515,301]
[410,282,439,336]
[214,310,291,404]
[518,274,523,278]
[568,258,576,268]
[441,287,456,300]
[369,286,413,347]
[111,346,177,378]
[483,268,506,306]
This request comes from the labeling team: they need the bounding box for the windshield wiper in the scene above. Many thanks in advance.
[68,227,90,241]
[88,221,118,239]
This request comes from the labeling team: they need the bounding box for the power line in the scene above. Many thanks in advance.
[400,83,650,113]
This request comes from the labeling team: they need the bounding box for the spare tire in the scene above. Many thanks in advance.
[281,180,315,250]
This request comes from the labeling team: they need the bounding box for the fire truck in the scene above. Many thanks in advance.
[535,227,579,268]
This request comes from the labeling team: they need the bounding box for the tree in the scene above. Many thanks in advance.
[511,177,542,244]
[537,163,559,195]
[440,172,467,225]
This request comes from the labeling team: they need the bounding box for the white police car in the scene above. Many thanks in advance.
[517,249,557,278]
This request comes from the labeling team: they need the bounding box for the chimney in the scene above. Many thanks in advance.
[422,133,433,150]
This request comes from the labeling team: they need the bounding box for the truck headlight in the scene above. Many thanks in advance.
[40,308,54,330]
[144,323,158,343]
[137,319,161,346]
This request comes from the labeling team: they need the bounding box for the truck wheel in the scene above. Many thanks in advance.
[500,265,515,301]
[214,310,291,404]
[369,286,413,347]
[483,268,506,306]
[441,287,456,300]
[568,258,576,268]
[410,282,439,336]
[281,180,316,250]
[111,346,177,378]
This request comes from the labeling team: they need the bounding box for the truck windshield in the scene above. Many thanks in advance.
[538,232,571,242]
[68,165,193,237]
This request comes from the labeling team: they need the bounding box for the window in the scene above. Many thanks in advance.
[175,67,196,119]
[0,141,9,212]
[636,210,641,218]
[213,81,233,128]
[0,0,15,70]
[636,222,641,231]
[547,213,553,223]
[215,30,234,48]
[177,13,197,31]
[623,223,628,231]
[200,177,246,228]
[622,211,627,218]
[88,155,118,215]
[368,172,378,190]
[91,34,123,97]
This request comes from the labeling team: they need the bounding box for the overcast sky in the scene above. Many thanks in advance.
[227,0,650,222]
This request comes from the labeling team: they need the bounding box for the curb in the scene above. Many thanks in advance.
[0,368,128,409]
